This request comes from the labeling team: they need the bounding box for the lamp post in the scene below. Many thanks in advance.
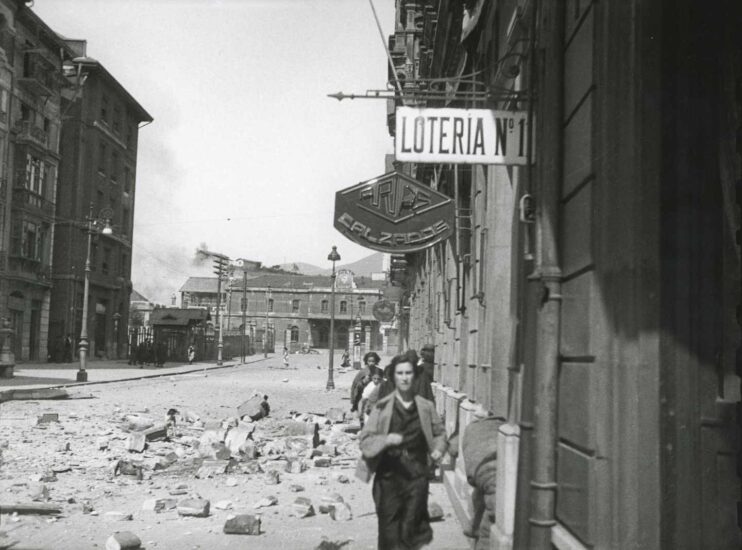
[327,245,341,390]
[77,204,113,382]
[353,312,362,369]
[264,285,271,358]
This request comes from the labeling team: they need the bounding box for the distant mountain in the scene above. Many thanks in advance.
[279,252,385,278]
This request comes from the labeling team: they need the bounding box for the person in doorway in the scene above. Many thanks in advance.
[63,334,73,363]
[282,346,289,368]
[358,351,447,550]
[419,343,435,382]
[187,345,196,365]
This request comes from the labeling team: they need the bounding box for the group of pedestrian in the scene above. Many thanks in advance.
[128,339,168,368]
[356,345,446,550]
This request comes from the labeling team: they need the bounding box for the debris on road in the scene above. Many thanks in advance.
[105,531,142,550]
[0,502,61,515]
[177,498,210,517]
[223,514,261,535]
[292,496,315,518]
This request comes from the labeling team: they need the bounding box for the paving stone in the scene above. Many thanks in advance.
[198,442,230,460]
[142,423,168,442]
[329,501,352,521]
[105,531,141,550]
[285,459,306,474]
[141,498,177,513]
[428,501,444,521]
[36,413,59,425]
[223,514,261,535]
[177,498,210,517]
[264,471,280,485]
[253,495,277,509]
[224,425,253,456]
[169,484,188,496]
[196,459,230,478]
[28,482,48,501]
[127,433,146,453]
[292,496,315,518]
[214,500,233,510]
[104,511,133,521]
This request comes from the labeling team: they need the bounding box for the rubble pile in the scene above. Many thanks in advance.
[0,391,366,546]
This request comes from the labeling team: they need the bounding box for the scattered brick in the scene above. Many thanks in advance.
[288,484,305,493]
[264,471,280,485]
[313,457,332,468]
[428,501,444,521]
[105,531,141,550]
[127,433,146,453]
[285,459,306,474]
[253,495,277,509]
[325,408,346,424]
[292,497,315,518]
[104,511,133,521]
[196,459,230,479]
[198,442,231,460]
[177,498,210,517]
[223,514,261,535]
[36,413,59,425]
[214,500,233,510]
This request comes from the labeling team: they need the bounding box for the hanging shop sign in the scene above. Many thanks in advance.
[334,171,454,254]
[372,300,396,322]
[395,106,530,165]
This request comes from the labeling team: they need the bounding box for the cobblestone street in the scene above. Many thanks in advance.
[0,352,468,550]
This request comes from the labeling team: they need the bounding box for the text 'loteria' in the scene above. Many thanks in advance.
[395,107,531,165]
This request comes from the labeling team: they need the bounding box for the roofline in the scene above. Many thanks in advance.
[72,56,153,123]
[19,5,76,58]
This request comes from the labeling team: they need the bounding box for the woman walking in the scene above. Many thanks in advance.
[359,351,447,549]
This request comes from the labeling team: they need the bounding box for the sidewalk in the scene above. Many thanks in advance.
[0,354,270,391]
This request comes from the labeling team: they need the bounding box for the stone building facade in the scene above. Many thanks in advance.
[47,41,151,361]
[385,1,741,549]
[180,273,385,353]
[0,1,69,362]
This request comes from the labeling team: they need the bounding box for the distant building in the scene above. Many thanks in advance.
[129,289,154,327]
[180,273,386,353]
[47,38,152,361]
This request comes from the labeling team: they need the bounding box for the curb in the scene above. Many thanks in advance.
[3,355,273,393]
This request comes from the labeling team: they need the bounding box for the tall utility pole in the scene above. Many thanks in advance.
[212,254,229,365]
[241,269,247,363]
[326,246,341,390]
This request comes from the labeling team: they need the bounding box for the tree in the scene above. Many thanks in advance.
[129,309,144,328]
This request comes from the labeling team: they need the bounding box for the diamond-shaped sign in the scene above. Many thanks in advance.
[334,171,454,254]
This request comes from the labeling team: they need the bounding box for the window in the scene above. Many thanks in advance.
[123,166,131,193]
[290,326,299,343]
[21,220,38,259]
[0,89,8,114]
[20,103,31,122]
[339,300,347,313]
[98,142,107,173]
[267,298,274,312]
[120,252,128,276]
[102,247,111,274]
[292,299,300,313]
[122,207,130,235]
[321,300,328,313]
[111,151,119,182]
[24,154,44,195]
[359,301,366,314]
[112,106,121,134]
[100,94,108,123]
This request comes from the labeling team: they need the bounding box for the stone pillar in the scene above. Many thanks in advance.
[0,317,15,378]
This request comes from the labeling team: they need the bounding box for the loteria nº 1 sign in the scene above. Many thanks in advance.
[334,171,454,254]
[395,106,530,165]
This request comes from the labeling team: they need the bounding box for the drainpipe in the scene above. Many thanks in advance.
[527,1,564,549]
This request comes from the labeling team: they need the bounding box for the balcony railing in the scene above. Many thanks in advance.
[13,120,49,149]
[18,51,57,96]
[12,186,54,217]
[8,255,51,283]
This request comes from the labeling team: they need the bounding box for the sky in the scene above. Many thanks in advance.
[33,0,396,304]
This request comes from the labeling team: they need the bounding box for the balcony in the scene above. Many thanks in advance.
[13,120,49,149]
[8,255,52,285]
[12,186,54,218]
[18,51,58,97]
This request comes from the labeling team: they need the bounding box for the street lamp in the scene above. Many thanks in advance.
[327,245,341,390]
[77,204,113,382]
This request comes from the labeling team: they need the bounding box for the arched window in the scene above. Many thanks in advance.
[290,325,299,343]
